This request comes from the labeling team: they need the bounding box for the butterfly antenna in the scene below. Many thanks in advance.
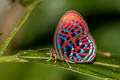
[38,48,51,51]
[37,48,52,56]
[37,48,51,51]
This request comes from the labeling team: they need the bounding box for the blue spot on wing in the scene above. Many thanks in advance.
[83,36,93,60]
[60,33,62,35]
[73,22,77,25]
[69,57,72,59]
[58,35,66,40]
[76,54,81,58]
[87,37,93,56]
[69,53,73,57]
[79,39,82,45]
[78,25,80,27]
[89,46,92,55]
[64,47,67,53]
[84,44,88,48]
[80,49,84,53]
[68,43,74,51]
[75,32,78,35]
[69,53,73,59]
[71,47,74,50]
[66,30,69,33]
[73,28,76,31]
[63,29,66,32]
[57,39,61,50]
[74,58,77,61]
[80,29,83,32]
[83,55,88,60]
[68,43,73,48]
[63,29,69,33]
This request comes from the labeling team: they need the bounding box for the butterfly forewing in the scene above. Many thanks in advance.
[54,10,96,63]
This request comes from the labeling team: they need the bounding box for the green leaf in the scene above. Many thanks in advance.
[0,55,28,63]
[16,50,120,80]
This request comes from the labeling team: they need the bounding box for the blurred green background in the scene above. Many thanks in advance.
[17,0,120,55]
[0,0,120,80]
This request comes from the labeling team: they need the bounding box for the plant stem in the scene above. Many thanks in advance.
[0,7,34,56]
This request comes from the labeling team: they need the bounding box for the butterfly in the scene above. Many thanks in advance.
[50,10,96,64]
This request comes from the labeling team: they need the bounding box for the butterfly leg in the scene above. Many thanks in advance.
[54,53,57,64]
[48,52,53,61]
[65,60,72,69]
[47,48,57,64]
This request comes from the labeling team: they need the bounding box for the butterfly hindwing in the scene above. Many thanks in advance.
[54,10,96,63]
[61,34,96,63]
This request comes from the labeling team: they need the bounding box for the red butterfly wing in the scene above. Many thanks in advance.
[54,10,96,63]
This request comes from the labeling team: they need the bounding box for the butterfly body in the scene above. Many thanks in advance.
[51,10,96,63]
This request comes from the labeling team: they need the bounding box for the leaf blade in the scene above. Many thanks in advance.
[17,50,120,79]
